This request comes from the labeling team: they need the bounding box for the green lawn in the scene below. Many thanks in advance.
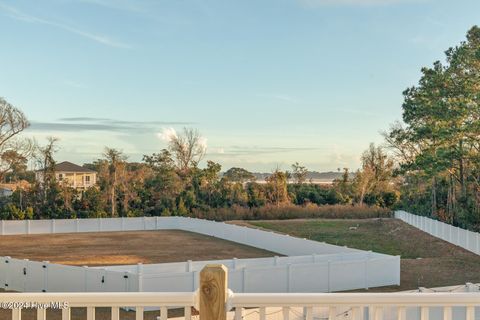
[244,218,480,291]
[250,219,427,259]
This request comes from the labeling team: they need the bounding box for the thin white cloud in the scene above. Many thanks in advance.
[299,0,421,6]
[0,2,130,48]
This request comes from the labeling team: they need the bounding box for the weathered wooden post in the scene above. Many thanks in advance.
[199,264,228,320]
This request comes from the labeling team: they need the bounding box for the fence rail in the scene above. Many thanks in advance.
[395,211,480,255]
[1,265,479,320]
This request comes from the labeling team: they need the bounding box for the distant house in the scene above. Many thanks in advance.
[35,161,97,190]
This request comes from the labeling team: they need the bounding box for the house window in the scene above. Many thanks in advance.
[85,175,91,184]
[58,174,63,181]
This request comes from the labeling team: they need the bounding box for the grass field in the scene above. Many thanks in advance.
[244,218,480,291]
[0,230,276,266]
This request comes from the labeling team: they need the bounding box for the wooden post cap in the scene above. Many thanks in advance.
[199,264,228,320]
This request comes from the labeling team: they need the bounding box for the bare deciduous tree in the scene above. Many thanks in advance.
[0,98,33,182]
[163,128,207,172]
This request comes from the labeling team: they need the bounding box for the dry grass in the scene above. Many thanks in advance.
[191,204,392,221]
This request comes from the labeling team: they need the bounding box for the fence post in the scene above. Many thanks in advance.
[83,266,89,292]
[242,268,247,292]
[0,220,3,235]
[199,264,228,320]
[327,260,331,292]
[466,230,470,251]
[123,272,129,292]
[137,263,143,292]
[51,219,56,233]
[287,264,292,293]
[42,261,49,292]
[457,227,461,245]
[186,260,193,272]
[22,259,29,292]
[3,256,11,290]
[26,220,30,234]
[476,233,480,254]
[193,271,198,291]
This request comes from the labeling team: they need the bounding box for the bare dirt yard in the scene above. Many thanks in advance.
[0,230,276,266]
[243,218,480,291]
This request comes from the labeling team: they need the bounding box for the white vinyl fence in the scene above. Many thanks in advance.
[104,253,400,293]
[395,211,480,255]
[0,216,362,256]
[0,256,139,293]
[0,253,400,294]
[0,217,400,293]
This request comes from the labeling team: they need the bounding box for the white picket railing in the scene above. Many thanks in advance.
[0,292,197,320]
[229,292,480,320]
[1,291,480,320]
[395,211,480,255]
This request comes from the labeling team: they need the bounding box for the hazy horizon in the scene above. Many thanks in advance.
[1,0,479,172]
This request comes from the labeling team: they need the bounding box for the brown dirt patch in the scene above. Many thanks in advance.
[0,230,276,266]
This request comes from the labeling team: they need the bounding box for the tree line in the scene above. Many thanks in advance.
[0,105,394,220]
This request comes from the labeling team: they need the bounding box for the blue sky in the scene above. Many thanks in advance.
[0,0,479,172]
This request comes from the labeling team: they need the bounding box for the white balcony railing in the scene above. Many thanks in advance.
[0,292,197,320]
[2,289,480,320]
[1,265,480,320]
[229,292,480,320]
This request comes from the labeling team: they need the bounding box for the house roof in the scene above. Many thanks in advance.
[53,161,96,173]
